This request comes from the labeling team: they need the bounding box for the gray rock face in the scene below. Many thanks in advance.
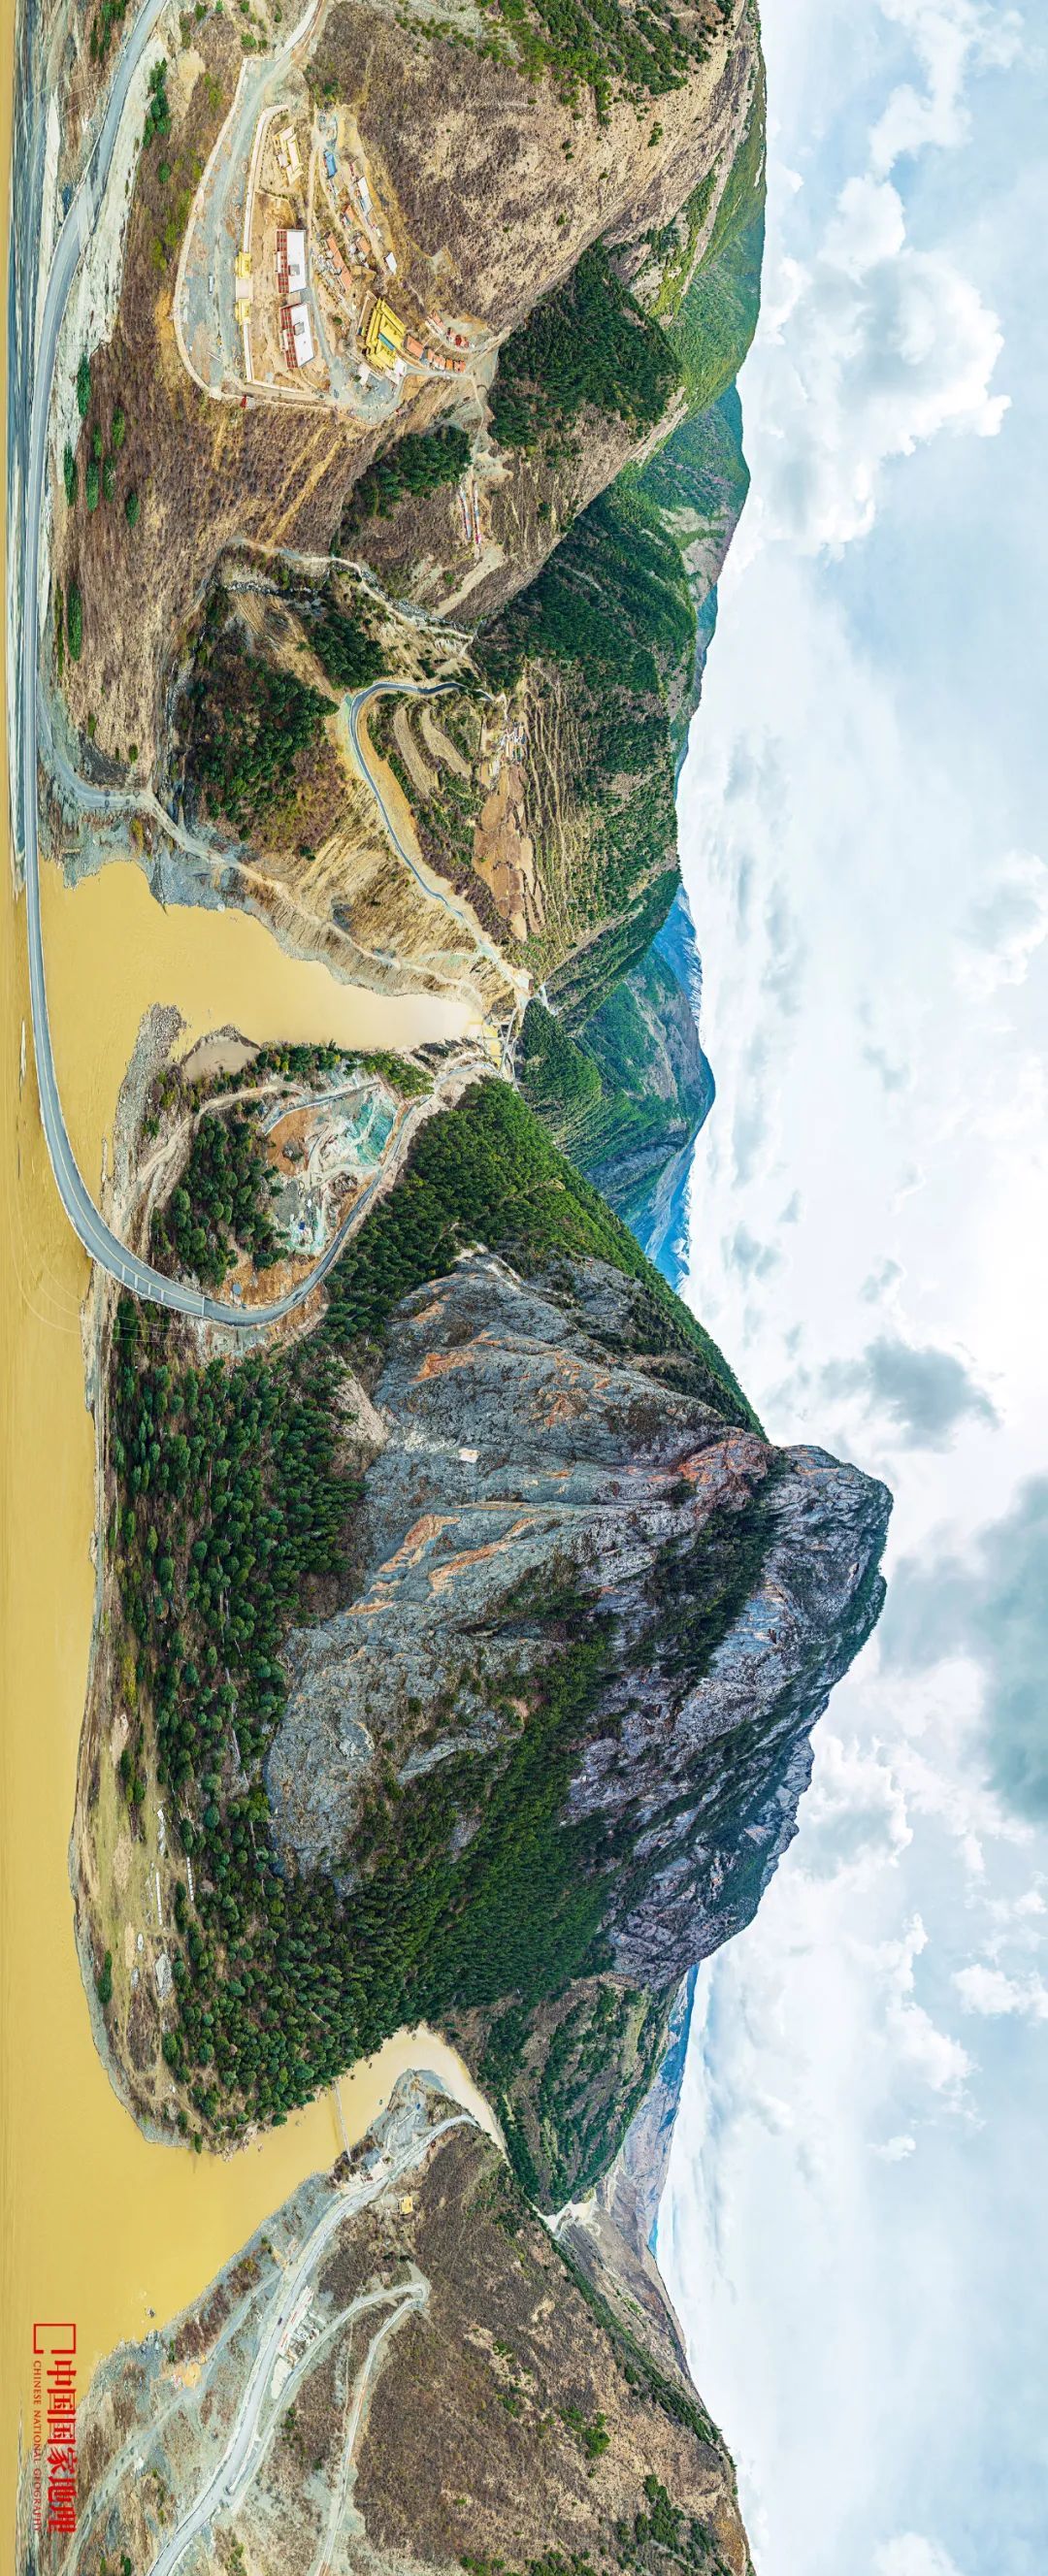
[586,1430,892,1986]
[268,1253,891,2005]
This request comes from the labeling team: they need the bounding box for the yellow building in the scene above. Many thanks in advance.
[365,298,407,368]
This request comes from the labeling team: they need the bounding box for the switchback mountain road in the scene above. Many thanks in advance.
[13,8,513,1322]
[344,677,531,1021]
[147,2116,470,2576]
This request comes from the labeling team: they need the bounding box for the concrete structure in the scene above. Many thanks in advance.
[276,124,302,181]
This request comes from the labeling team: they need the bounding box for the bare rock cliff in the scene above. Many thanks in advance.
[268,1248,889,2199]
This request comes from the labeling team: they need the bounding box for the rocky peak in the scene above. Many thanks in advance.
[267,1247,889,2201]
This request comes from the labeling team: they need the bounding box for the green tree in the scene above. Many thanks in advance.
[489,246,679,455]
[66,583,83,661]
[96,1950,113,2007]
[111,407,126,451]
[338,427,471,538]
[62,443,76,505]
[125,489,141,528]
[92,423,104,463]
[76,352,90,418]
[144,57,171,147]
[310,597,383,691]
[85,457,100,511]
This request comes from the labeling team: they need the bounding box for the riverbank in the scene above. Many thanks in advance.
[0,80,486,2528]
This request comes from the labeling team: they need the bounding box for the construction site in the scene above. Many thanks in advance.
[193,1067,407,1313]
[263,1071,398,1264]
[179,78,484,424]
[248,109,475,401]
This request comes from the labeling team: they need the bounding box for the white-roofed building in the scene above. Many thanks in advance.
[290,303,314,367]
[276,226,308,300]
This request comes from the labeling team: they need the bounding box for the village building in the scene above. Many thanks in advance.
[278,302,315,370]
[276,226,308,301]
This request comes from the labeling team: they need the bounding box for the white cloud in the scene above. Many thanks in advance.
[889,1740,1032,1884]
[862,1257,904,1305]
[799,1734,911,1885]
[956,853,1048,995]
[870,0,1022,176]
[884,1484,1048,1825]
[746,0,1018,561]
[750,176,1008,552]
[873,2537,966,2576]
[953,1962,1048,2021]
[820,1333,999,1450]
[874,1916,973,2099]
[984,1887,1046,1957]
[725,1222,781,1284]
[665,6,1048,2570]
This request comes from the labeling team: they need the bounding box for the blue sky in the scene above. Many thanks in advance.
[660,6,1048,2571]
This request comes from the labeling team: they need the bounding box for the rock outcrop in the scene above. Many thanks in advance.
[268,1246,890,2197]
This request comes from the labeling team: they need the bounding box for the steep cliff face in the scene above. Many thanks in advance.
[32,2075,754,2576]
[268,1243,890,2198]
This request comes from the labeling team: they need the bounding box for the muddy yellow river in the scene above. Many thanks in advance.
[0,874,495,2531]
[0,57,491,2534]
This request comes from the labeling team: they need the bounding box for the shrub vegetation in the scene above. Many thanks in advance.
[180,592,333,833]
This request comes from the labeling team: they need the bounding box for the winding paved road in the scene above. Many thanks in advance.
[16,13,510,1322]
[14,0,227,1312]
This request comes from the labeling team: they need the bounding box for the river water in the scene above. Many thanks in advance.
[0,61,492,2529]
